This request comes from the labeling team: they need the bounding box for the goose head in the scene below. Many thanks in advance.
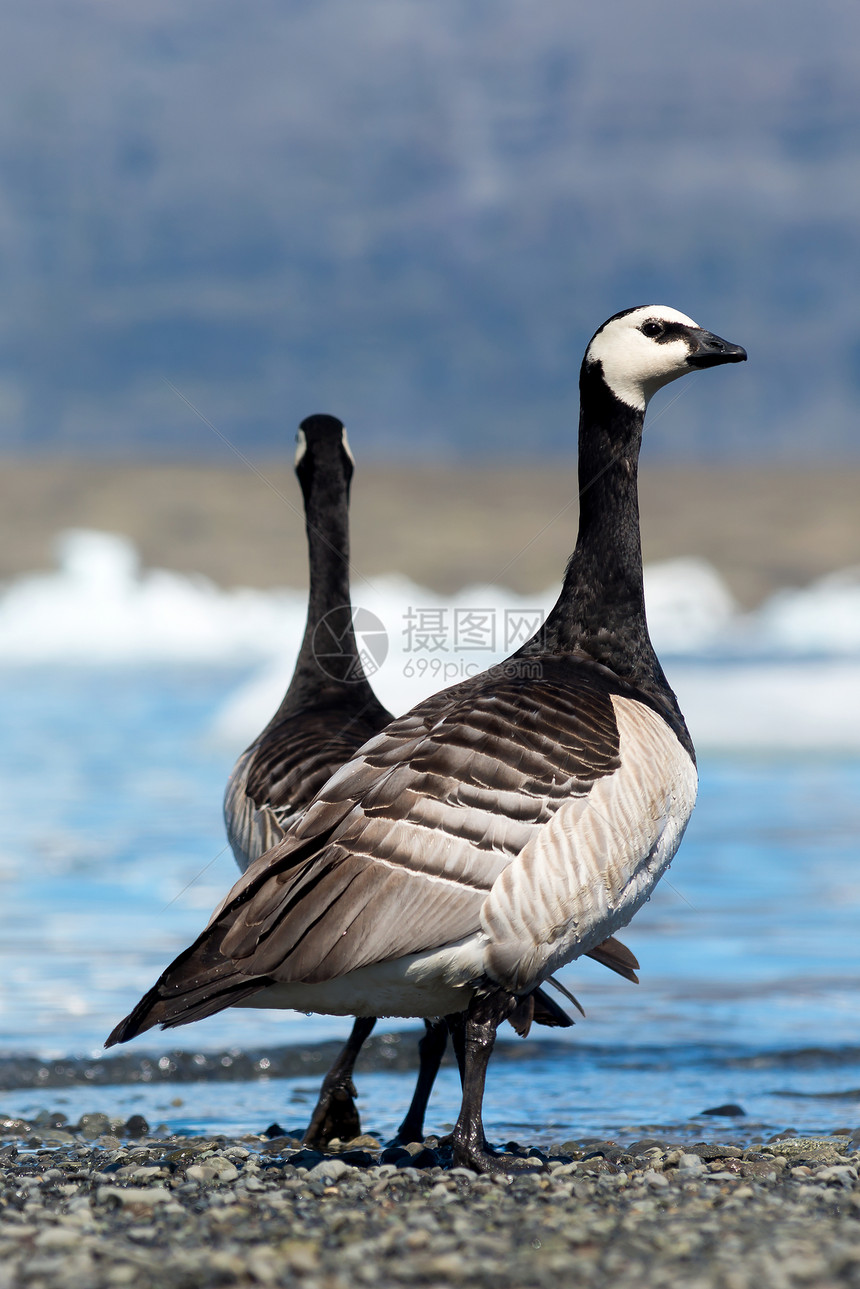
[294,413,355,496]
[584,306,747,412]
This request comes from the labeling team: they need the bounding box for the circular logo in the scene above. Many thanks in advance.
[312,605,389,682]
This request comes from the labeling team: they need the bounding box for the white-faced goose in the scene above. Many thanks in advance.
[108,307,743,1172]
[221,413,636,1147]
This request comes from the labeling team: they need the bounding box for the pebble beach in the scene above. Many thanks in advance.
[2,1112,859,1289]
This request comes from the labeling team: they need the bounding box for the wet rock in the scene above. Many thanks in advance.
[741,1159,779,1179]
[284,1148,324,1170]
[403,1147,439,1169]
[260,1135,303,1154]
[761,1136,851,1161]
[701,1104,746,1117]
[123,1114,149,1138]
[685,1143,744,1162]
[185,1157,239,1184]
[77,1113,112,1139]
[343,1134,382,1150]
[379,1145,411,1166]
[96,1186,176,1208]
[33,1111,67,1129]
[338,1149,375,1168]
[306,1158,352,1184]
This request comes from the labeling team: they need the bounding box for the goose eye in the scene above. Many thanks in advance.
[640,321,663,338]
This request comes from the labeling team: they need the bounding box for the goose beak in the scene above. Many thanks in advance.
[686,329,747,368]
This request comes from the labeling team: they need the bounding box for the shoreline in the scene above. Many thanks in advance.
[1,1111,857,1288]
[1,459,858,608]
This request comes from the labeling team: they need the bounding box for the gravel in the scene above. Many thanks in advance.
[1,1112,859,1288]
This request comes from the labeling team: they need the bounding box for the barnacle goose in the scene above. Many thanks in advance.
[222,413,393,1146]
[108,308,744,1171]
[220,413,636,1146]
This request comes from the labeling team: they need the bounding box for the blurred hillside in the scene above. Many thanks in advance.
[0,1,858,460]
[1,460,856,608]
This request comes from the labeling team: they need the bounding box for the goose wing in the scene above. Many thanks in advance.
[108,660,681,1042]
[224,703,391,871]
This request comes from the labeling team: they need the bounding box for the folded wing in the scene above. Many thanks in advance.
[108,660,671,1044]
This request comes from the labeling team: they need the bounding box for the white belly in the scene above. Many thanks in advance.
[235,935,486,1019]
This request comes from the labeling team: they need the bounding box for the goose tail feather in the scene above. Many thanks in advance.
[105,933,268,1047]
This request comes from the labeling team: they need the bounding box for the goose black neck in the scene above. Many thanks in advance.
[534,365,693,759]
[544,367,649,663]
[281,462,371,712]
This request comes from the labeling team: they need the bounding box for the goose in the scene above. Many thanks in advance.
[107,307,744,1172]
[222,412,394,1146]
[222,413,636,1146]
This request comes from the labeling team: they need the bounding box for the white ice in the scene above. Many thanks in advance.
[1,529,858,749]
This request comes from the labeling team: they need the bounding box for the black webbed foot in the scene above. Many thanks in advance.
[451,1140,547,1175]
[302,1076,362,1148]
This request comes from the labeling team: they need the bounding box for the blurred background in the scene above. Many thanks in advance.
[0,0,858,1142]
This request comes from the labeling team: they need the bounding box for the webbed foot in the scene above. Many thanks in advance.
[452,1139,547,1176]
[302,1079,361,1148]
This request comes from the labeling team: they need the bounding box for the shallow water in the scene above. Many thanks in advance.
[2,1043,860,1147]
[0,665,858,1140]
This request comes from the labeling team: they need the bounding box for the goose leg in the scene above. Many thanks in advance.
[447,1012,466,1083]
[303,1016,376,1147]
[389,1019,449,1145]
[451,991,544,1175]
[446,1010,493,1154]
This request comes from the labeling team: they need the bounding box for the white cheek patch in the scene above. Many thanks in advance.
[587,306,700,410]
[294,428,308,468]
[341,427,356,468]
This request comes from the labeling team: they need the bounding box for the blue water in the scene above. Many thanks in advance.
[1,666,859,1141]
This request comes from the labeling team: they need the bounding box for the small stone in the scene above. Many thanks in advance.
[403,1148,439,1169]
[762,1137,849,1161]
[35,1227,83,1251]
[77,1114,112,1139]
[124,1115,149,1138]
[186,1157,239,1184]
[677,1153,706,1174]
[338,1150,374,1168]
[306,1158,351,1183]
[380,1146,411,1166]
[686,1143,744,1162]
[261,1135,302,1154]
[815,1165,857,1186]
[40,1131,76,1147]
[277,1240,320,1273]
[742,1160,778,1179]
[644,1170,669,1189]
[285,1149,324,1170]
[96,1186,175,1208]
